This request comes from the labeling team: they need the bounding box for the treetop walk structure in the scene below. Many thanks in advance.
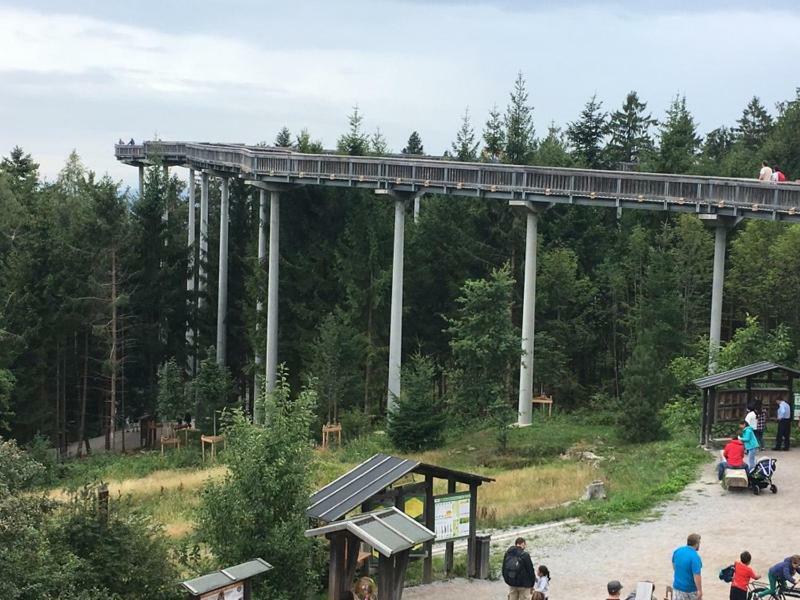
[115,141,800,431]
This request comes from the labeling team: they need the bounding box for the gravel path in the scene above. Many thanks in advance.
[405,449,798,600]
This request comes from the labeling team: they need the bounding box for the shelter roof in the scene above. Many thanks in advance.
[306,453,493,523]
[692,361,800,390]
[304,507,435,557]
[180,559,272,595]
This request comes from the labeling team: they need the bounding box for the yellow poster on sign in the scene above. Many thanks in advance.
[433,492,470,541]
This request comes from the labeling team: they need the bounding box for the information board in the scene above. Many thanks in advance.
[433,492,471,541]
[794,393,800,419]
[200,583,243,600]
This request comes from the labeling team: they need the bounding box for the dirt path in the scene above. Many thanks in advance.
[405,449,798,600]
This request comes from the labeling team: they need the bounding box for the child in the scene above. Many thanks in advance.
[757,555,800,598]
[730,551,760,600]
[532,565,550,599]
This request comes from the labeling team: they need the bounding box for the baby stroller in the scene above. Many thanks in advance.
[749,456,778,495]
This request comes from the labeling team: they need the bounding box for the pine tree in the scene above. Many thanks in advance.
[653,95,701,174]
[566,94,608,169]
[1,146,39,197]
[370,127,389,156]
[388,353,445,451]
[336,107,370,156]
[535,124,572,167]
[701,126,736,163]
[503,72,536,164]
[605,91,657,166]
[295,129,324,153]
[402,131,424,155]
[450,107,479,161]
[737,96,772,150]
[274,127,292,147]
[482,104,505,162]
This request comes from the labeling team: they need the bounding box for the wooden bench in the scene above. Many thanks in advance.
[160,435,181,455]
[321,422,342,449]
[201,434,226,461]
[532,394,554,417]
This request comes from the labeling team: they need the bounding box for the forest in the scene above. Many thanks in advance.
[2,74,800,449]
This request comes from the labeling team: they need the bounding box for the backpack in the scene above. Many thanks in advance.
[719,564,735,583]
[502,549,522,586]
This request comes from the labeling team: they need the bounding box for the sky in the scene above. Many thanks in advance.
[1,0,799,187]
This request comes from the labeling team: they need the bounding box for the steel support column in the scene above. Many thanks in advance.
[253,189,268,422]
[216,177,229,365]
[700,215,737,374]
[386,194,406,416]
[138,165,144,197]
[264,191,280,398]
[199,172,209,308]
[186,168,196,375]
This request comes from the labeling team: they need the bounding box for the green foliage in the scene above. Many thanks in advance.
[0,368,13,431]
[451,108,480,162]
[489,397,513,452]
[188,349,233,433]
[157,358,188,421]
[535,124,572,167]
[567,94,608,168]
[503,72,536,164]
[370,127,389,156]
[337,107,370,156]
[388,353,445,452]
[660,396,701,437]
[445,265,520,420]
[402,130,424,155]
[274,126,292,147]
[605,91,657,165]
[482,104,505,161]
[761,90,800,182]
[652,94,701,174]
[295,128,324,153]
[718,315,793,370]
[737,96,773,150]
[198,372,319,600]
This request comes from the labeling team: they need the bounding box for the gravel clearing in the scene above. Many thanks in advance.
[405,448,798,600]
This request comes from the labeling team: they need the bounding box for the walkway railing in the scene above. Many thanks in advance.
[115,142,800,219]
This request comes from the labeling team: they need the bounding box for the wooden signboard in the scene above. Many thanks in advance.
[199,582,244,600]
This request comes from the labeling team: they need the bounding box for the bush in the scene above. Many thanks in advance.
[388,354,446,452]
[660,396,701,437]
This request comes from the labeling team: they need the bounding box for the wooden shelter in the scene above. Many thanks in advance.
[307,453,493,594]
[693,361,799,445]
[180,558,272,599]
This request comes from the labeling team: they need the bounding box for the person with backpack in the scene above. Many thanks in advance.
[502,537,536,600]
[725,550,760,600]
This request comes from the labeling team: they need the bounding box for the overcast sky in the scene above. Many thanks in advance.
[1,0,799,186]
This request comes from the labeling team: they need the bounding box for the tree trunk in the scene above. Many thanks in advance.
[121,331,126,453]
[55,339,61,453]
[363,270,374,415]
[106,249,118,452]
[77,332,89,457]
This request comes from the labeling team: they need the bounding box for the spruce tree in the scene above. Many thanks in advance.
[535,124,572,167]
[701,126,736,163]
[295,129,324,153]
[337,107,370,156]
[388,353,445,452]
[274,127,292,147]
[450,107,480,161]
[402,131,424,155]
[737,96,773,150]
[605,91,657,166]
[653,95,701,174]
[371,127,389,156]
[482,104,505,161]
[566,94,608,169]
[503,72,536,164]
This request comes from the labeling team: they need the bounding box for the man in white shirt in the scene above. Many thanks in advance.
[759,161,773,181]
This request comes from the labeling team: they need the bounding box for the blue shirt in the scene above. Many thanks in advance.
[769,557,797,584]
[777,401,791,420]
[739,426,759,451]
[672,545,702,592]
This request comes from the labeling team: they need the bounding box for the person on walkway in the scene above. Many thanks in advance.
[533,565,549,599]
[739,420,759,471]
[606,580,623,599]
[745,403,758,430]
[717,434,746,480]
[757,555,800,598]
[773,397,792,451]
[730,550,760,600]
[755,399,767,449]
[502,537,536,600]
[759,161,773,181]
[672,533,703,600]
[772,167,787,182]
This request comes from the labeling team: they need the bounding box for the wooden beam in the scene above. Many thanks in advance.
[467,482,478,578]
[345,532,361,592]
[394,551,410,600]
[378,555,393,600]
[423,474,434,584]
[444,477,455,575]
[328,532,347,600]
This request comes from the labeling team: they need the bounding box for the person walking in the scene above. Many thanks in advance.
[755,399,767,449]
[773,397,792,451]
[757,555,800,598]
[502,537,535,600]
[759,161,773,181]
[672,533,703,600]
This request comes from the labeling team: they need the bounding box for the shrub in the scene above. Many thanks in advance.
[388,354,446,452]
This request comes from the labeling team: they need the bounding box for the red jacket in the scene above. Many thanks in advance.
[723,439,745,467]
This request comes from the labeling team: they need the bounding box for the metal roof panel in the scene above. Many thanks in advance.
[693,361,800,389]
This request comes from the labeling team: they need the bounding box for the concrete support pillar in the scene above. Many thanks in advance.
[216,177,229,365]
[708,223,728,374]
[138,165,144,197]
[186,168,196,375]
[264,191,280,399]
[517,206,539,426]
[253,189,268,422]
[387,195,406,416]
[413,196,421,223]
[198,172,209,308]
